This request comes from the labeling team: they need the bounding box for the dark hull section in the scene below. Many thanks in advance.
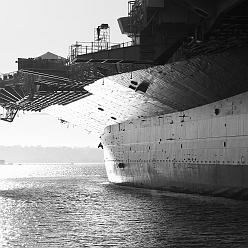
[107,162,248,200]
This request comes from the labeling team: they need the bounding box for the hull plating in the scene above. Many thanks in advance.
[105,161,248,200]
[102,91,248,200]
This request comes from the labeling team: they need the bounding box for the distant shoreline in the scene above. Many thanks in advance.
[0,145,104,163]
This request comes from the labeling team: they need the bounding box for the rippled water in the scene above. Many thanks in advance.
[0,163,248,248]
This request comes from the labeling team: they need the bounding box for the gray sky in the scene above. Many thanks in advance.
[0,0,130,73]
[0,0,130,147]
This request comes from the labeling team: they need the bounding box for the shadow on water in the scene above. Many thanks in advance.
[103,183,248,247]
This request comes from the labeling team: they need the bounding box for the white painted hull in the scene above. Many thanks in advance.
[102,91,248,200]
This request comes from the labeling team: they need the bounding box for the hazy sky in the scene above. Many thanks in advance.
[0,112,100,147]
[0,0,130,73]
[0,0,130,147]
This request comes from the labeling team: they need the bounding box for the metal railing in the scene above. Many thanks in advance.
[0,71,18,81]
[68,41,135,62]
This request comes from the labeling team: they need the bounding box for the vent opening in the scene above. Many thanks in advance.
[129,85,136,90]
[117,163,125,169]
[135,80,150,93]
[215,108,220,115]
[131,80,138,85]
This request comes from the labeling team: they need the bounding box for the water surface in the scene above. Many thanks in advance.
[0,163,248,247]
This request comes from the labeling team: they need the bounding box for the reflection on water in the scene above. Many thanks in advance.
[0,163,248,248]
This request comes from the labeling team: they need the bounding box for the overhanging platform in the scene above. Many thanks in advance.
[0,70,90,121]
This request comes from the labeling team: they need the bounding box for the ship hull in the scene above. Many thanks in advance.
[102,91,248,200]
[105,161,248,200]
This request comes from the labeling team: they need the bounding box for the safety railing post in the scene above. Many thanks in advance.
[75,41,78,57]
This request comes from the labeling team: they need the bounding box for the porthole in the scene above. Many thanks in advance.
[214,108,220,115]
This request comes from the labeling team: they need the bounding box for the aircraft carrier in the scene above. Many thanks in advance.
[1,0,248,199]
